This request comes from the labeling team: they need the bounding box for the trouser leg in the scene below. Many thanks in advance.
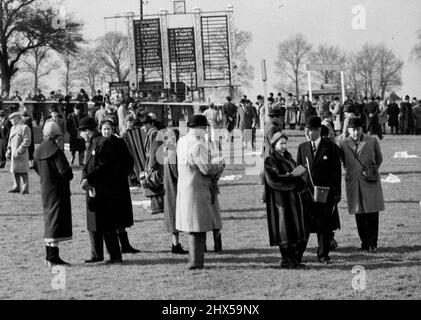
[295,233,309,264]
[367,212,379,248]
[21,173,29,193]
[88,231,104,260]
[317,232,330,260]
[355,214,369,249]
[104,229,122,261]
[12,173,21,191]
[189,232,206,269]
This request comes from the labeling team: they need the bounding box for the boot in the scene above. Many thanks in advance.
[46,247,70,267]
[213,232,222,252]
[118,231,140,254]
[172,243,188,255]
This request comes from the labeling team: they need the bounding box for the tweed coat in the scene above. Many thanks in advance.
[339,134,385,215]
[8,122,31,173]
[176,129,225,233]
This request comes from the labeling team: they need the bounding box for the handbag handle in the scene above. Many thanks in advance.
[305,156,315,188]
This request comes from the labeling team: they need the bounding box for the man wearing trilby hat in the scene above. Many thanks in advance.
[6,112,32,194]
[339,117,385,253]
[176,115,225,270]
[296,116,342,265]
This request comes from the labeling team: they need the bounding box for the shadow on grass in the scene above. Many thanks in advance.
[380,171,421,176]
[333,245,421,254]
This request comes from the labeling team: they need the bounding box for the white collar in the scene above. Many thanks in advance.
[312,137,322,149]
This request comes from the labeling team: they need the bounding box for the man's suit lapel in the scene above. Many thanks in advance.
[313,139,328,168]
[357,134,368,155]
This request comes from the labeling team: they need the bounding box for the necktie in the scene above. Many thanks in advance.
[312,142,317,155]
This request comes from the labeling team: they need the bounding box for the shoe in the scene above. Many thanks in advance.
[21,191,30,195]
[105,258,123,264]
[8,189,20,193]
[172,244,188,255]
[368,246,377,253]
[118,231,141,254]
[318,257,331,265]
[46,247,70,267]
[330,239,338,250]
[360,244,369,251]
[213,233,222,252]
[84,257,104,263]
[280,260,296,269]
[188,265,204,271]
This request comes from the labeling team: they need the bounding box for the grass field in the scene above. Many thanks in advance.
[0,130,420,300]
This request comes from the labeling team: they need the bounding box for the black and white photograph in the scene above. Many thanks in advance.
[0,0,420,303]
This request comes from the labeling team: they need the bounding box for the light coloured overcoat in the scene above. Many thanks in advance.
[339,134,385,215]
[8,122,31,173]
[176,129,225,233]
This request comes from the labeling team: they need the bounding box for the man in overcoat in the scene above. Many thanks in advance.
[339,117,385,252]
[0,110,12,168]
[176,115,225,270]
[66,105,85,165]
[6,112,31,194]
[296,116,342,264]
[79,117,122,264]
[237,100,258,150]
[364,97,382,139]
[222,96,238,143]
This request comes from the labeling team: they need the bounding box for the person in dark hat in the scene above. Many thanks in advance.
[138,114,165,215]
[176,114,225,270]
[339,117,385,253]
[263,132,307,268]
[262,107,283,159]
[296,116,342,265]
[400,95,413,135]
[0,109,12,168]
[222,96,238,143]
[99,120,140,254]
[66,104,85,165]
[364,96,383,139]
[79,117,123,264]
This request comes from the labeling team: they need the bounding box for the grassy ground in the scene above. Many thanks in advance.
[0,131,420,300]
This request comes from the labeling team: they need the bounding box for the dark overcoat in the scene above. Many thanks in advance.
[223,102,238,132]
[364,102,380,133]
[66,113,85,153]
[34,141,73,242]
[82,133,119,232]
[387,103,400,127]
[264,150,307,248]
[297,138,342,234]
[143,127,164,198]
[0,118,12,161]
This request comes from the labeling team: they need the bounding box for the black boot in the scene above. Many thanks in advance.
[213,232,222,252]
[172,244,188,255]
[118,231,140,254]
[46,247,70,267]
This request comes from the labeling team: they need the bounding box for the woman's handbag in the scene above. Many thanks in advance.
[141,169,163,190]
[306,157,330,204]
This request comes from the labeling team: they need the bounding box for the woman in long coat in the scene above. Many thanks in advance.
[34,122,73,267]
[339,117,385,252]
[100,120,140,254]
[6,112,31,194]
[264,132,307,269]
[285,94,298,130]
[176,115,225,270]
[163,128,188,254]
[80,117,122,264]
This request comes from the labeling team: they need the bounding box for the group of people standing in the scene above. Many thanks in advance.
[262,106,385,268]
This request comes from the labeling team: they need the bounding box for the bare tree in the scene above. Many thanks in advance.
[96,32,129,82]
[377,45,403,99]
[310,44,346,85]
[411,29,421,63]
[60,52,78,94]
[0,0,84,95]
[21,46,61,91]
[75,47,104,96]
[275,33,312,98]
[345,44,403,99]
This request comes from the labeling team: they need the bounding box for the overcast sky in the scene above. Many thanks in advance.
[64,0,421,98]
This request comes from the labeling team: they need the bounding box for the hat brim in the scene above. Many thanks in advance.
[188,123,210,128]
